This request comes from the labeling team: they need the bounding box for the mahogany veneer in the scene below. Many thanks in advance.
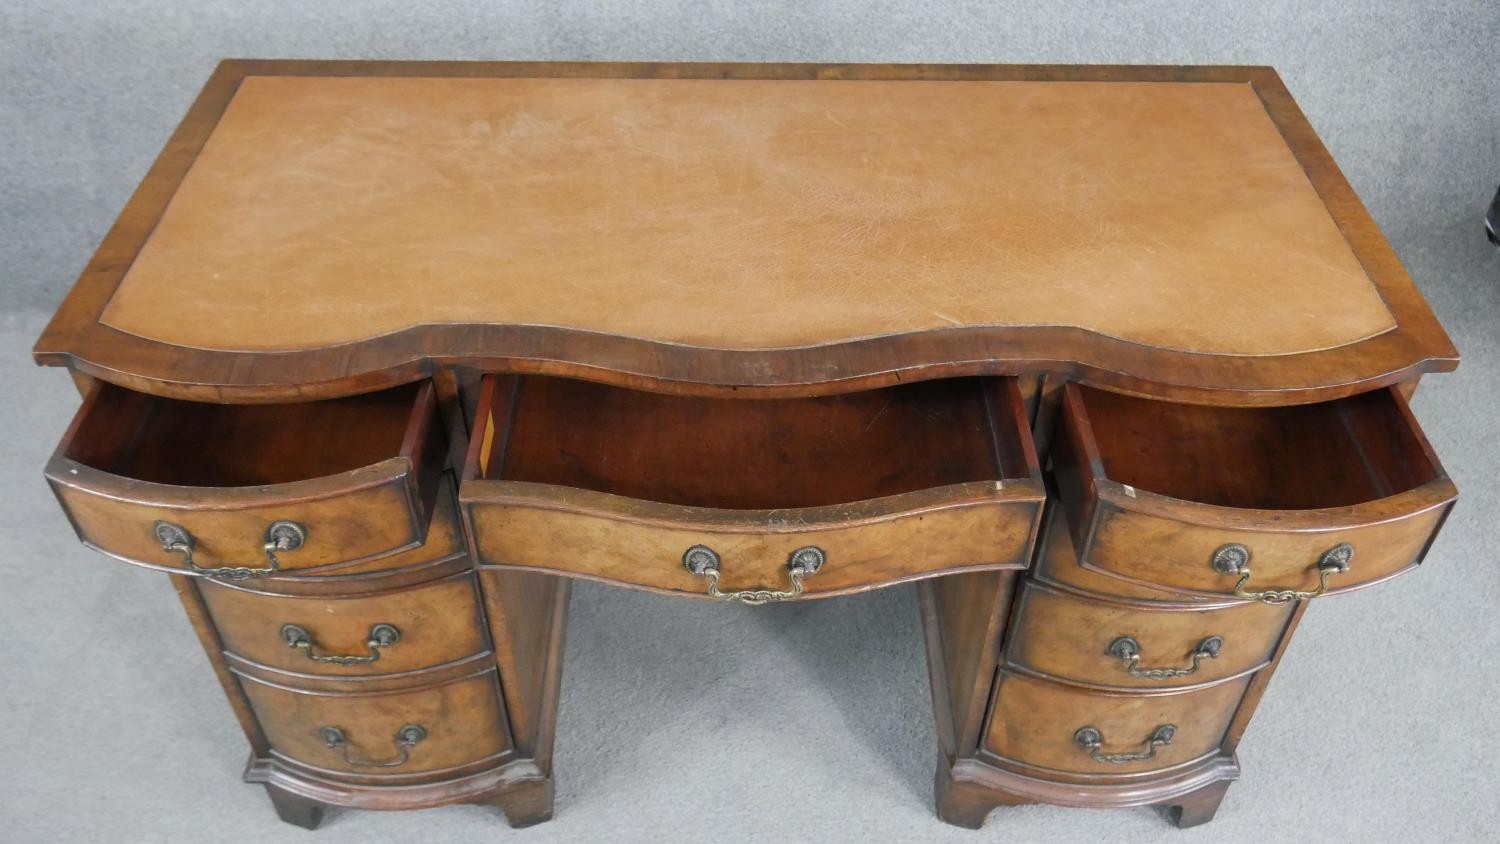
[461,375,1044,599]
[32,61,1458,833]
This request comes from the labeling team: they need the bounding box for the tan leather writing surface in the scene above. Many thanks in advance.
[100,75,1391,356]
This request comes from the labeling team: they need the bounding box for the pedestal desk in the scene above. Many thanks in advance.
[34,61,1459,831]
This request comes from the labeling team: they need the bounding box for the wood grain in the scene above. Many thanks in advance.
[466,483,1042,597]
[461,375,1044,597]
[928,571,1021,753]
[200,571,488,677]
[982,671,1250,776]
[1055,383,1457,599]
[1030,501,1236,605]
[46,380,445,573]
[1004,581,1294,690]
[475,569,569,762]
[239,669,511,780]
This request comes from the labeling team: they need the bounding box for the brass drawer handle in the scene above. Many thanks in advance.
[1211,543,1353,604]
[682,545,824,605]
[319,724,426,768]
[1107,635,1223,680]
[282,623,400,665]
[153,520,306,580]
[1073,724,1176,764]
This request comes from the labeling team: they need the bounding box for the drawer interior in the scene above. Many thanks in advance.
[64,382,426,487]
[474,376,1036,509]
[1072,385,1441,510]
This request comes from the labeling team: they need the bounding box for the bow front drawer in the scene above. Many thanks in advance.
[201,572,488,677]
[1052,384,1456,602]
[47,381,445,578]
[1004,581,1294,691]
[460,375,1045,600]
[983,671,1250,776]
[237,670,511,780]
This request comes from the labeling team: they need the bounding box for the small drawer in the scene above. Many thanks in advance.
[1005,581,1293,690]
[254,473,468,585]
[200,572,487,677]
[1053,384,1456,601]
[460,375,1045,599]
[1033,503,1226,605]
[47,381,446,578]
[983,671,1249,775]
[239,671,510,778]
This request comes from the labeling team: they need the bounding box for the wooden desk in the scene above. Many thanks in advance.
[34,61,1458,831]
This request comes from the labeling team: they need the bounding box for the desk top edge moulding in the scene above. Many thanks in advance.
[33,60,1457,404]
[34,61,1460,835]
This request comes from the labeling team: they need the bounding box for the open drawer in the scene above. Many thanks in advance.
[460,375,1045,600]
[47,381,446,578]
[1053,383,1456,601]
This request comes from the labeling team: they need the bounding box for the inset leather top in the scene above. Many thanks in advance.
[35,62,1456,402]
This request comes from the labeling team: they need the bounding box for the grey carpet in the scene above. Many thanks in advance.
[2,2,1498,841]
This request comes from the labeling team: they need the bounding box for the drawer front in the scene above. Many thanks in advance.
[201,572,487,677]
[261,474,468,583]
[51,479,431,576]
[462,483,1043,599]
[47,381,445,577]
[1033,505,1234,606]
[241,672,510,777]
[984,671,1249,775]
[461,373,1045,599]
[1054,383,1456,601]
[1006,582,1293,690]
[1080,495,1451,599]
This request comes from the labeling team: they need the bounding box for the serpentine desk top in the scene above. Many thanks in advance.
[34,61,1456,403]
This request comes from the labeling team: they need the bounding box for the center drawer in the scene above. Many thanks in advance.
[460,375,1045,599]
[1052,384,1456,601]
